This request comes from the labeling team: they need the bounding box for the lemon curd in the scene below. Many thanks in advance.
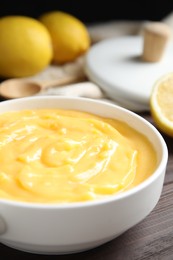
[0,109,157,203]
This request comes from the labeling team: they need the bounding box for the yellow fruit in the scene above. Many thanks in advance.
[39,11,91,64]
[0,15,53,78]
[150,72,173,137]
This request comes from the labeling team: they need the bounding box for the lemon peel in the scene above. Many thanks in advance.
[39,11,91,64]
[0,15,53,78]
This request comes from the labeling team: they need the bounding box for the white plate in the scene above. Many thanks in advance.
[84,36,173,111]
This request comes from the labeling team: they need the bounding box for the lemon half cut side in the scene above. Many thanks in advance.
[150,72,173,137]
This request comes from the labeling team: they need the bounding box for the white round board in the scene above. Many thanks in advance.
[84,36,173,111]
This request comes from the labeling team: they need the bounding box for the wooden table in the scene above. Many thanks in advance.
[0,111,173,260]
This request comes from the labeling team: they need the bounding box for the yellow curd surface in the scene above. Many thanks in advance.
[0,109,157,203]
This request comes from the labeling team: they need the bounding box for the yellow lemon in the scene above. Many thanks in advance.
[0,15,53,78]
[150,72,173,137]
[39,11,91,64]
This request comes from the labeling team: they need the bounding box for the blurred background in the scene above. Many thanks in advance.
[0,0,173,24]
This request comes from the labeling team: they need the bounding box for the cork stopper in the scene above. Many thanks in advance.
[142,21,172,62]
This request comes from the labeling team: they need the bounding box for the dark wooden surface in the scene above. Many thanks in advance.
[0,111,173,260]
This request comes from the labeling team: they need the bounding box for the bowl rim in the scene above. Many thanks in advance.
[0,96,168,208]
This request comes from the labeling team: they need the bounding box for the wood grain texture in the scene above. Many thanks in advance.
[0,112,173,260]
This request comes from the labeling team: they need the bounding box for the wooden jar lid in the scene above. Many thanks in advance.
[142,22,172,62]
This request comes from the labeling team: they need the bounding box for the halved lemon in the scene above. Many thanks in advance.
[150,72,173,137]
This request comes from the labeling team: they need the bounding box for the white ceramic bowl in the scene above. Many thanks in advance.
[0,96,168,255]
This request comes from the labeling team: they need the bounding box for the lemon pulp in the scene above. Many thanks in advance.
[150,72,173,137]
